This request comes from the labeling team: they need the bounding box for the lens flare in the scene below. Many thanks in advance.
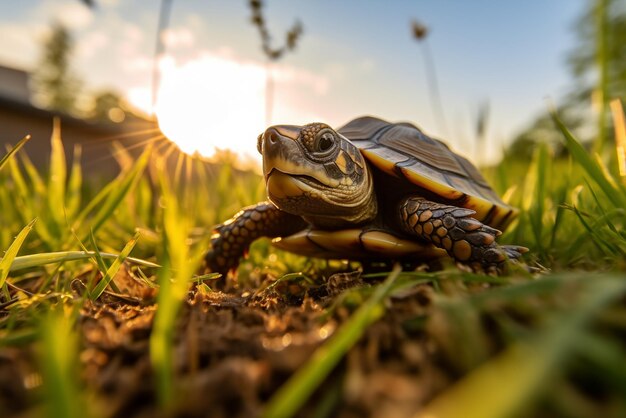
[155,53,266,166]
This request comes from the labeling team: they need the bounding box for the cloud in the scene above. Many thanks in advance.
[0,22,47,70]
[75,30,109,59]
[162,27,195,49]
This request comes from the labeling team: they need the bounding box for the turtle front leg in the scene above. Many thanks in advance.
[397,197,527,272]
[205,202,307,275]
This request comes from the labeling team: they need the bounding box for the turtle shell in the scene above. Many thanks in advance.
[338,116,518,230]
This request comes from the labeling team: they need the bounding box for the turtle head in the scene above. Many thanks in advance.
[257,122,377,227]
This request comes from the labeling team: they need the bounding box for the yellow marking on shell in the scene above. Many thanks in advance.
[400,167,465,200]
[491,207,519,231]
[360,143,520,231]
[465,200,496,224]
[453,240,472,261]
[361,149,400,176]
[335,151,350,175]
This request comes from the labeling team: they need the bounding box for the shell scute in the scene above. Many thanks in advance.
[338,116,518,229]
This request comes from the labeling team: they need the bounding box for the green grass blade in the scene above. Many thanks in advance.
[39,309,84,418]
[262,265,402,418]
[528,142,549,254]
[16,151,57,247]
[593,0,609,155]
[549,180,570,249]
[6,150,34,224]
[81,144,152,238]
[71,176,116,228]
[0,219,37,288]
[0,328,38,347]
[20,151,46,195]
[8,250,159,272]
[66,144,82,219]
[151,256,174,408]
[47,118,67,228]
[87,229,121,293]
[552,111,626,208]
[0,134,30,171]
[570,205,620,256]
[150,168,206,408]
[417,275,626,418]
[89,231,141,299]
[88,229,110,275]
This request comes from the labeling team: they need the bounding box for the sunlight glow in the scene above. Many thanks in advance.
[155,53,266,166]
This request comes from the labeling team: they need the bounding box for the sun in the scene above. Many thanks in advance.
[154,53,266,167]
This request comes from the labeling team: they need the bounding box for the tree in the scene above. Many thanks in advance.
[89,90,127,123]
[567,0,626,153]
[505,0,626,162]
[32,23,81,114]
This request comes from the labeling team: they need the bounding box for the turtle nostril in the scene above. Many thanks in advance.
[266,128,280,144]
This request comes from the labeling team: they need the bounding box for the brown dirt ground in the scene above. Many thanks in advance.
[0,263,464,418]
[5,263,610,418]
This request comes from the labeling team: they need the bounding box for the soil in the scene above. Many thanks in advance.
[0,263,560,418]
[0,262,461,418]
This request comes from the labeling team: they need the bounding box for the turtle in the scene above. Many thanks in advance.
[204,116,527,275]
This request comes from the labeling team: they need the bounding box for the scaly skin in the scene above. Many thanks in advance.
[204,202,307,275]
[398,197,527,272]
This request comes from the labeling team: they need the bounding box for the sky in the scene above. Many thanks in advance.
[0,0,586,164]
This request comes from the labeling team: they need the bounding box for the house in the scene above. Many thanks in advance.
[0,64,162,180]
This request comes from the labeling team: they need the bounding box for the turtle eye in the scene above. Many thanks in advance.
[316,132,335,153]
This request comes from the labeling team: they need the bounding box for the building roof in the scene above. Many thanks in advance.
[0,64,31,105]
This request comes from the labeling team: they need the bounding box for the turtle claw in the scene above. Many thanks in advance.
[501,245,529,261]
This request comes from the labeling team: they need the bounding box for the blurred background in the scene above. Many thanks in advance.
[0,0,623,174]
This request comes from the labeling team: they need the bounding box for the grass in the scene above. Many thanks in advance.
[0,105,626,417]
[263,264,403,418]
[1,106,626,416]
